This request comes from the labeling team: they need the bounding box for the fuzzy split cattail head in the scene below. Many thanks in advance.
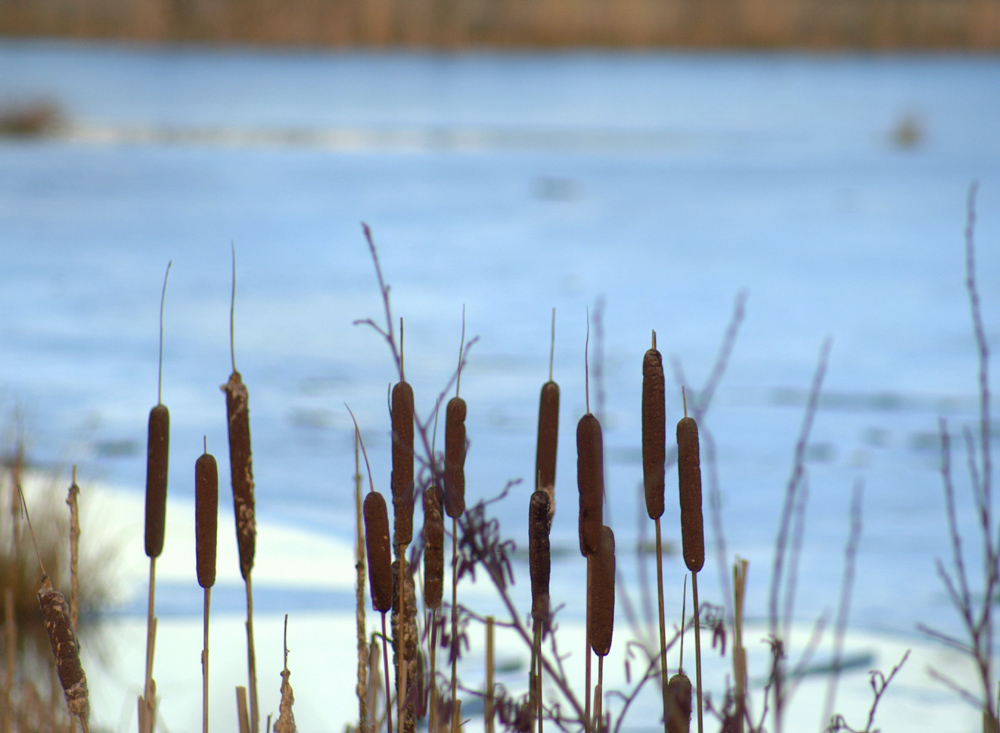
[144,403,170,558]
[422,485,444,610]
[641,345,665,520]
[363,491,393,613]
[391,381,415,548]
[576,412,604,557]
[528,489,552,627]
[444,395,466,518]
[195,449,219,589]
[676,415,704,573]
[222,370,255,581]
[665,672,692,733]
[535,381,559,499]
[38,577,89,724]
[588,526,615,657]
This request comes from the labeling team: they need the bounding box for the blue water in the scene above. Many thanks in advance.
[1,41,999,649]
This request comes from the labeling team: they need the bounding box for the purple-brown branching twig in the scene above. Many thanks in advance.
[918,182,997,728]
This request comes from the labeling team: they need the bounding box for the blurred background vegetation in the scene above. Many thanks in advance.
[0,0,998,49]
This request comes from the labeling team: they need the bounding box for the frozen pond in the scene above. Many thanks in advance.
[1,39,1000,729]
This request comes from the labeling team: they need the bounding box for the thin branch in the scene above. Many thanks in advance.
[821,480,864,728]
[770,338,832,637]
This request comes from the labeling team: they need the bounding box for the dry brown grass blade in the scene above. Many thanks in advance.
[275,615,297,733]
[236,686,250,733]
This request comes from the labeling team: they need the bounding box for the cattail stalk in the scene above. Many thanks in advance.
[391,321,416,733]
[578,318,603,733]
[196,443,218,733]
[642,332,669,729]
[351,404,394,733]
[223,247,259,733]
[445,316,468,733]
[677,398,704,733]
[529,489,552,731]
[17,485,90,732]
[363,491,393,732]
[141,262,171,733]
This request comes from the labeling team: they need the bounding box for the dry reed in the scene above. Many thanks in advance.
[274,615,296,733]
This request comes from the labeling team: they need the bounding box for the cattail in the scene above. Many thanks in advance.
[676,416,704,573]
[364,492,393,614]
[528,490,552,625]
[665,673,692,733]
[642,345,665,520]
[444,396,466,519]
[423,486,444,610]
[38,577,89,724]
[588,526,615,657]
[222,370,256,581]
[144,404,169,558]
[391,381,415,547]
[535,381,559,501]
[196,450,219,589]
[576,413,604,557]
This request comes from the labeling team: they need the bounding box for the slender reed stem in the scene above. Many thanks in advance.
[381,613,393,733]
[397,555,407,733]
[245,575,259,733]
[655,518,667,731]
[486,616,495,733]
[585,557,592,733]
[691,572,703,733]
[203,586,211,733]
[596,656,604,733]
[429,609,438,733]
[450,517,459,732]
[143,558,157,733]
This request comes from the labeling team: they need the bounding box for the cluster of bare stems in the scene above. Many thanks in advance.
[916,182,999,732]
[347,224,915,733]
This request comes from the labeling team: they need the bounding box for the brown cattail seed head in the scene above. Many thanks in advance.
[444,396,467,519]
[576,413,604,557]
[665,672,692,733]
[677,416,704,572]
[391,381,415,546]
[364,491,393,613]
[642,348,665,520]
[535,381,559,496]
[422,485,444,610]
[38,578,89,722]
[588,526,615,657]
[144,403,169,558]
[222,370,255,581]
[529,490,552,626]
[195,451,219,589]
